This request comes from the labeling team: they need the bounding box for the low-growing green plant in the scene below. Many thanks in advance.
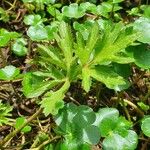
[22,20,144,116]
[0,1,150,149]
[45,103,138,150]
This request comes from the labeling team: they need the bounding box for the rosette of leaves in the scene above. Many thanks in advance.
[0,101,12,126]
[54,103,100,150]
[23,21,140,116]
[94,108,138,150]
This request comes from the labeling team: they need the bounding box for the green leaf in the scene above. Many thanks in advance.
[103,130,138,150]
[55,21,73,69]
[97,2,122,18]
[133,44,150,69]
[15,117,31,133]
[90,65,130,91]
[93,23,139,64]
[94,108,137,150]
[82,67,91,92]
[0,65,20,80]
[55,140,91,150]
[94,108,119,137]
[12,38,28,56]
[73,20,95,40]
[45,25,57,40]
[73,105,96,128]
[137,102,149,111]
[143,5,150,18]
[133,17,150,43]
[80,2,97,14]
[55,103,100,146]
[0,101,12,126]
[22,73,60,98]
[113,63,131,78]
[0,29,20,47]
[37,44,65,69]
[62,3,85,18]
[27,25,48,41]
[24,14,42,26]
[141,116,150,137]
[83,125,100,145]
[75,22,99,65]
[40,80,70,116]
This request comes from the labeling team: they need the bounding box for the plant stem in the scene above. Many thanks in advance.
[123,99,144,117]
[121,100,131,121]
[30,136,61,150]
[7,0,17,11]
[0,108,43,148]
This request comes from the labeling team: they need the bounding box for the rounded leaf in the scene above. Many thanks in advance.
[94,108,119,137]
[24,14,42,26]
[73,105,96,128]
[141,116,150,137]
[27,25,48,41]
[0,65,20,80]
[133,44,150,69]
[134,17,150,43]
[83,125,101,145]
[62,3,85,18]
[12,38,28,56]
[103,130,138,150]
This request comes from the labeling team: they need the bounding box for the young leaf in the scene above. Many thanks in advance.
[37,44,65,69]
[15,117,31,133]
[40,79,70,116]
[62,3,85,18]
[24,14,42,26]
[55,21,73,69]
[141,116,150,137]
[12,38,28,56]
[27,25,48,41]
[92,23,139,65]
[0,101,12,126]
[0,29,20,47]
[0,65,20,81]
[22,73,60,98]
